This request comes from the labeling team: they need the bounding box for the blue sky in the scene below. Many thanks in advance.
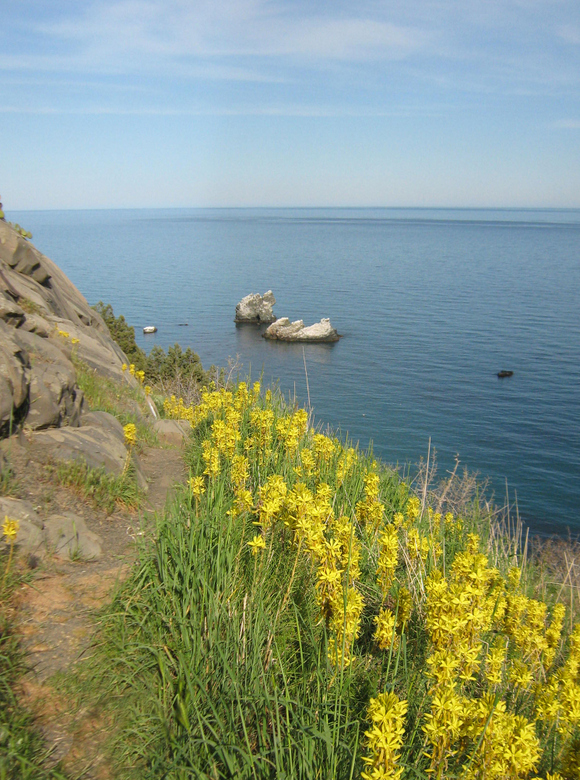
[1,0,580,208]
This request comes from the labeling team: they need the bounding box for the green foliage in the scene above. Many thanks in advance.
[49,458,142,513]
[93,301,147,372]
[18,297,43,316]
[83,382,580,779]
[146,344,207,384]
[0,196,32,238]
[0,458,18,497]
[93,302,209,387]
[72,356,157,448]
[0,568,67,779]
[7,223,32,240]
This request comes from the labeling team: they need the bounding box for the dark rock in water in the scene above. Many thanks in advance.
[177,323,189,326]
[497,370,514,378]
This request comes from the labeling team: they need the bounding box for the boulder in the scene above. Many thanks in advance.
[0,497,44,555]
[263,317,340,343]
[44,512,102,560]
[153,418,191,448]
[28,414,148,492]
[235,291,276,324]
[19,312,52,338]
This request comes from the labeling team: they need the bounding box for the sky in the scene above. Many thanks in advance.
[1,0,580,209]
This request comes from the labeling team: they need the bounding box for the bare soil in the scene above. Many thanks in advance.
[3,440,186,778]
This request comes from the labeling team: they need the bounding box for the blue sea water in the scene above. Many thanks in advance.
[11,207,580,537]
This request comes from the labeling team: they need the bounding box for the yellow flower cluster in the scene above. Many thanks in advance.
[2,515,19,542]
[171,378,580,777]
[188,476,205,497]
[361,692,407,780]
[356,472,384,532]
[276,409,308,453]
[121,362,145,384]
[123,423,137,447]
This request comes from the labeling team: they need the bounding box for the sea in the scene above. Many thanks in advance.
[10,207,580,538]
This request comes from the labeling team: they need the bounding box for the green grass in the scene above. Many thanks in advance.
[0,563,68,780]
[0,458,18,497]
[73,357,158,449]
[49,458,143,513]
[74,383,580,779]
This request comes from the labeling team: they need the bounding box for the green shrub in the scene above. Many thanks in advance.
[93,302,209,388]
[93,302,147,372]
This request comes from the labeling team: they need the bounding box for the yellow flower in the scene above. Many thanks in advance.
[2,516,19,542]
[121,363,128,372]
[144,385,151,396]
[247,535,266,554]
[188,476,206,497]
[361,692,407,780]
[123,423,137,447]
[71,337,80,345]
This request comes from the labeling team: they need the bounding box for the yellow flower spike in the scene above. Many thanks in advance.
[121,363,128,372]
[247,535,266,554]
[71,337,80,345]
[2,516,19,542]
[374,608,397,650]
[361,692,407,780]
[188,476,206,497]
[123,423,137,447]
[144,385,151,396]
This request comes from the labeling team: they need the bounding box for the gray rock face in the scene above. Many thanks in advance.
[235,291,276,324]
[0,294,25,327]
[0,497,102,560]
[154,418,191,448]
[263,317,340,343]
[29,411,148,492]
[0,220,138,433]
[0,321,29,432]
[44,512,102,560]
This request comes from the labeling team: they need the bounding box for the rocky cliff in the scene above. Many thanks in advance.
[0,220,154,559]
[0,220,134,434]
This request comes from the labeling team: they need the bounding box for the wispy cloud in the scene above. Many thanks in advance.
[1,0,580,103]
[0,102,445,118]
[552,119,580,128]
[557,24,580,45]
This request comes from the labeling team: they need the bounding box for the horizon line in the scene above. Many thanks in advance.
[8,204,580,213]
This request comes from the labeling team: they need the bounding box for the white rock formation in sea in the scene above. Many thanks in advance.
[234,291,276,324]
[263,317,340,343]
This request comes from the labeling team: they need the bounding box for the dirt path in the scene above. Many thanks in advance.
[11,445,186,779]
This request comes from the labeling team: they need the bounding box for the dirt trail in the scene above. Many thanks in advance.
[12,446,186,779]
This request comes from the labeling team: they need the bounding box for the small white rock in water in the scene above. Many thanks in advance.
[235,290,276,323]
[263,317,340,343]
[143,326,157,333]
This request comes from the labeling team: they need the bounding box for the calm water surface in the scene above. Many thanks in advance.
[12,208,580,537]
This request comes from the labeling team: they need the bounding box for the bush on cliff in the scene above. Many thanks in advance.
[93,302,209,387]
